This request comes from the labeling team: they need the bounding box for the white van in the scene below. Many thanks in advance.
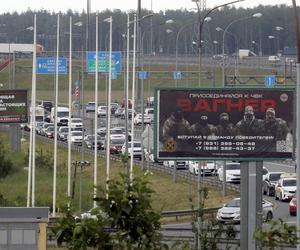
[144,108,154,122]
[50,107,70,125]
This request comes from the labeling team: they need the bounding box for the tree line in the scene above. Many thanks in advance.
[0,4,296,57]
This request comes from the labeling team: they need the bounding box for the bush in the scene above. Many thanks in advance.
[0,141,13,178]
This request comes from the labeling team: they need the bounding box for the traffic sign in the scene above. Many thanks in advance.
[173,71,182,80]
[86,51,122,73]
[36,57,67,74]
[139,71,148,80]
[264,75,276,87]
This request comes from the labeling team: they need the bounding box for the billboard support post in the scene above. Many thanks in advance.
[240,161,249,250]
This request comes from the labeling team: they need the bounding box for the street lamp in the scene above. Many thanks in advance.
[275,26,284,54]
[222,12,263,86]
[193,0,244,87]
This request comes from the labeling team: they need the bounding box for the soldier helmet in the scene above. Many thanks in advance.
[244,106,254,115]
[266,107,275,114]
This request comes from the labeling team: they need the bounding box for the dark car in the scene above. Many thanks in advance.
[263,172,284,196]
[40,100,53,112]
[84,135,104,150]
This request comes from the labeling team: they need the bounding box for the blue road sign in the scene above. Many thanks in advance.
[264,75,276,87]
[111,72,117,80]
[173,71,182,80]
[138,71,148,80]
[86,51,122,73]
[36,57,67,74]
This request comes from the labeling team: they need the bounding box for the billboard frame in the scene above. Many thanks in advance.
[154,86,295,161]
[0,89,28,124]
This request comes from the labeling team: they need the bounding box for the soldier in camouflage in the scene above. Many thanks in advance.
[236,106,263,136]
[215,112,236,136]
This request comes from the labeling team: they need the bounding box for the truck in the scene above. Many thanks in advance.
[238,49,256,59]
[0,43,44,55]
[50,107,70,125]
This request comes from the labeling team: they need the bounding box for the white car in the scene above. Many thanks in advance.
[134,113,151,125]
[268,55,280,63]
[97,106,107,117]
[217,162,240,183]
[216,197,273,224]
[275,175,297,201]
[144,107,154,122]
[163,160,187,170]
[121,141,142,160]
[70,131,83,145]
[70,118,83,129]
[188,161,217,176]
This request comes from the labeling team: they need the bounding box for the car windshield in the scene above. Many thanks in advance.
[225,199,240,208]
[226,163,240,170]
[111,138,125,145]
[283,179,296,186]
[72,132,82,136]
[88,103,95,106]
[60,128,68,133]
[58,112,69,117]
[147,109,154,114]
[111,129,124,134]
[129,142,141,147]
[72,119,82,123]
[269,173,282,181]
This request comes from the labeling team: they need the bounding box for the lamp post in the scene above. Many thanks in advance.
[222,12,262,87]
[193,0,244,87]
[268,35,275,55]
[275,26,284,55]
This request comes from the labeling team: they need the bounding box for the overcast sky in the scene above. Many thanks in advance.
[0,0,292,14]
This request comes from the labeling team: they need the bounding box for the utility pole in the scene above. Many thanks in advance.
[136,0,142,112]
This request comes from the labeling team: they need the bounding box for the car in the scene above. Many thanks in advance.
[35,121,44,135]
[188,161,218,176]
[97,106,107,117]
[121,141,142,160]
[70,131,83,146]
[44,126,55,138]
[70,118,83,129]
[133,113,151,125]
[268,55,280,63]
[144,108,154,122]
[58,126,69,141]
[217,162,240,183]
[262,172,284,196]
[38,100,53,112]
[216,197,273,224]
[86,102,96,113]
[289,192,297,216]
[110,102,119,114]
[107,134,126,154]
[84,134,104,150]
[120,109,135,119]
[275,175,297,201]
[163,160,187,170]
[114,107,124,117]
[41,122,54,136]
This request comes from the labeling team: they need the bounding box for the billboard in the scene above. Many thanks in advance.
[155,88,294,160]
[0,90,28,123]
[86,51,122,73]
[36,57,67,74]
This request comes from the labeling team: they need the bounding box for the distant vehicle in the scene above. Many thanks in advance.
[41,122,54,136]
[70,118,83,129]
[217,162,240,183]
[268,55,280,63]
[216,197,273,224]
[58,126,69,141]
[50,107,70,125]
[70,131,83,146]
[275,175,297,201]
[84,134,103,150]
[134,113,151,125]
[97,106,107,117]
[0,43,44,55]
[289,192,297,216]
[110,102,119,114]
[262,172,284,196]
[163,160,187,170]
[108,134,126,154]
[35,121,44,135]
[188,161,217,176]
[144,108,154,122]
[44,126,55,138]
[86,102,96,113]
[114,107,124,117]
[38,100,53,112]
[121,141,142,160]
